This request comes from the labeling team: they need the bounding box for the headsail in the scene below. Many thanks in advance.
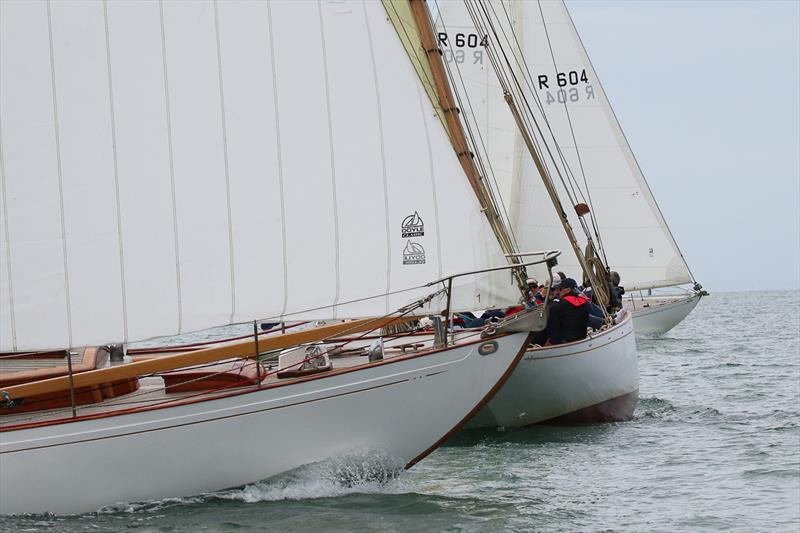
[436,0,694,291]
[0,0,518,351]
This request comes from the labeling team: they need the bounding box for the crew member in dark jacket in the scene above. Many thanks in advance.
[547,278,590,345]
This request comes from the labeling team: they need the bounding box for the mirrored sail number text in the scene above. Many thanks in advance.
[437,32,487,65]
[537,69,596,105]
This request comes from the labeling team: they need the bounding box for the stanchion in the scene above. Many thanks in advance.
[254,320,262,385]
[65,350,77,418]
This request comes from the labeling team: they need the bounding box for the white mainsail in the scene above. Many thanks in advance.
[0,0,519,351]
[436,0,694,291]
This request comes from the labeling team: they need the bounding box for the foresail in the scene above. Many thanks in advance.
[437,0,693,291]
[522,0,692,290]
[0,0,517,351]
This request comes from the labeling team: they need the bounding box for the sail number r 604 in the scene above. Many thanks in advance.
[437,32,488,48]
[537,69,589,89]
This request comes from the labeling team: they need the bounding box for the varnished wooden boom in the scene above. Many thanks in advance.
[0,317,414,402]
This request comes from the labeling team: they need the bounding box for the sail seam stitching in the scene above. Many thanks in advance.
[317,3,341,318]
[415,88,443,278]
[265,2,289,320]
[102,0,129,343]
[0,114,16,349]
[46,0,73,348]
[158,0,183,333]
[362,1,392,314]
[213,0,237,323]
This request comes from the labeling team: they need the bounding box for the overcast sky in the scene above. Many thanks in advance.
[566,0,800,292]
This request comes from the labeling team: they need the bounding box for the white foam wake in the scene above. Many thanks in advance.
[215,451,413,503]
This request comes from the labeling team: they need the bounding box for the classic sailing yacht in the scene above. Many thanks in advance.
[0,0,547,515]
[436,0,704,336]
[429,0,641,427]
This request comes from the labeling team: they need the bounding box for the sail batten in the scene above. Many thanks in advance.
[0,0,519,351]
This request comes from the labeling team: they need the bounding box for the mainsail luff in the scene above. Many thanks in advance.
[0,0,519,351]
[406,0,522,287]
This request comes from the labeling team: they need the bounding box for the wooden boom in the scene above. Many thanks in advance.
[1,316,414,401]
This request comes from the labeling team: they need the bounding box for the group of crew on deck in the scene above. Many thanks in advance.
[452,271,625,347]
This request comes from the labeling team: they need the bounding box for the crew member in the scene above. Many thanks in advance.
[600,270,621,311]
[547,278,591,345]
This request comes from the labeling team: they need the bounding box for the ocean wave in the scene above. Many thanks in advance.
[212,452,411,504]
[634,397,728,424]
[43,452,411,518]
[96,495,205,515]
[634,396,676,419]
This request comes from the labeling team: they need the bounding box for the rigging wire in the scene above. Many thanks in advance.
[489,0,608,266]
[423,0,520,261]
[464,0,609,269]
[465,0,574,208]
[472,0,581,207]
[532,0,608,265]
[480,1,590,224]
[476,0,581,198]
[431,0,521,253]
[461,0,615,313]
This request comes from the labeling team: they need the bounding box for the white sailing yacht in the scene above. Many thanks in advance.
[436,0,704,336]
[0,0,547,515]
[430,0,642,427]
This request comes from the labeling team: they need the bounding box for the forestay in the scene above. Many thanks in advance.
[0,0,518,351]
[436,0,692,291]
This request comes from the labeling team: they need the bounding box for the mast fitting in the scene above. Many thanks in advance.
[574,203,591,216]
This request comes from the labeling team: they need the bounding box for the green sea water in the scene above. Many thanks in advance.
[2,291,798,532]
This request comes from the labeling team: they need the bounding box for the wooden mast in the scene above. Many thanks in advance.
[503,92,610,311]
[407,0,521,285]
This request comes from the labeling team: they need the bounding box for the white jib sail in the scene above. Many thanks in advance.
[436,0,693,291]
[0,0,519,351]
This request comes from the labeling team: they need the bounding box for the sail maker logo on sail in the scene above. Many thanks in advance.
[401,212,425,264]
[403,241,426,265]
[401,211,424,237]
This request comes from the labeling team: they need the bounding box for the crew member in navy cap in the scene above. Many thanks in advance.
[546,277,591,345]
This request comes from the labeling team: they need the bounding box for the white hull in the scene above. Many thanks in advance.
[628,293,703,335]
[0,333,528,515]
[467,314,638,428]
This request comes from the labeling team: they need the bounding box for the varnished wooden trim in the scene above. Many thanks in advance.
[0,347,104,387]
[0,317,415,401]
[1,331,506,432]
